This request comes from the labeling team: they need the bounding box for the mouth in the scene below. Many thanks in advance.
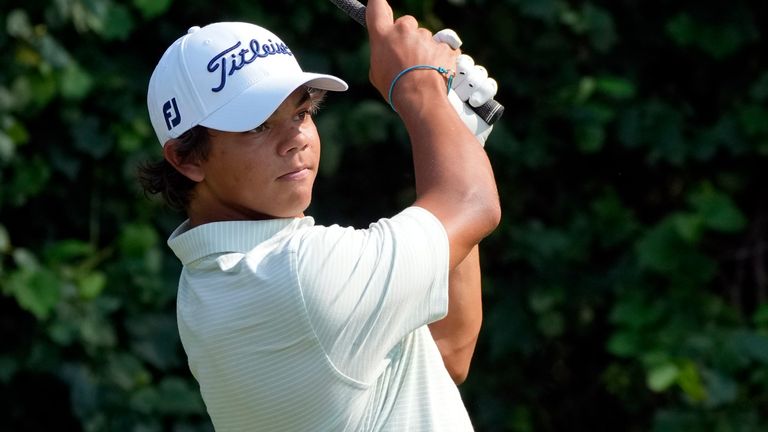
[277,166,312,181]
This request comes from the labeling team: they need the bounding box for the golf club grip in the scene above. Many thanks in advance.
[328,0,504,125]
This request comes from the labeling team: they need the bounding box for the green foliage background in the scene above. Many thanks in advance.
[1,0,767,430]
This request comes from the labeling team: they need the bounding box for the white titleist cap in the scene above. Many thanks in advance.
[147,22,348,146]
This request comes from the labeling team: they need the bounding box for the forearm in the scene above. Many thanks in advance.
[365,3,501,268]
[396,78,500,267]
[429,245,482,384]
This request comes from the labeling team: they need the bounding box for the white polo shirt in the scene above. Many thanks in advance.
[168,206,474,431]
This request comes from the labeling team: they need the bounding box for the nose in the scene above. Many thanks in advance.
[276,123,309,156]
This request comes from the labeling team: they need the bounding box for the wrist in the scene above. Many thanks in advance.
[388,66,452,113]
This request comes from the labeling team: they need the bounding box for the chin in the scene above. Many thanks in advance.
[276,197,312,219]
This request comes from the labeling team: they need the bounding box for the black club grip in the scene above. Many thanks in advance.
[330,0,367,27]
[328,0,504,125]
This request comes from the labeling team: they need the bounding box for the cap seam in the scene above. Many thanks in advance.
[178,32,207,128]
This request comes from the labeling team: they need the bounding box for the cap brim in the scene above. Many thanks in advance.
[199,72,348,132]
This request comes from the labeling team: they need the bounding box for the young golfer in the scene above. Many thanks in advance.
[140,0,500,429]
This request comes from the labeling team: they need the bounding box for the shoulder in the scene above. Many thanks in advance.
[296,206,446,249]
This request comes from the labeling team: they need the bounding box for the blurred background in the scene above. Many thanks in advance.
[1,0,767,430]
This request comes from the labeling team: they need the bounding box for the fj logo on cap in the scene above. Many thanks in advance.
[208,39,293,93]
[163,98,181,131]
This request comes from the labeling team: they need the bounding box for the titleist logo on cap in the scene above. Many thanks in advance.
[147,21,347,146]
[207,38,294,93]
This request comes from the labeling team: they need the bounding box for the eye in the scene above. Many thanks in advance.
[294,109,312,122]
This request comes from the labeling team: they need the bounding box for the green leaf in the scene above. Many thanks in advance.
[595,76,636,100]
[130,386,159,415]
[700,368,737,407]
[79,316,117,348]
[0,224,10,254]
[130,377,205,416]
[14,74,57,111]
[77,272,106,300]
[8,156,51,206]
[617,101,687,164]
[126,314,181,370]
[116,123,144,153]
[671,213,703,243]
[575,124,605,153]
[753,304,768,329]
[155,377,206,415]
[0,117,29,163]
[44,239,94,264]
[636,218,686,272]
[106,353,151,391]
[666,12,757,59]
[38,35,72,68]
[119,223,159,258]
[582,3,617,52]
[607,330,642,357]
[7,267,60,320]
[101,3,134,41]
[688,186,746,233]
[739,104,768,137]
[590,192,639,247]
[3,116,30,146]
[635,214,717,283]
[574,76,596,103]
[647,362,679,392]
[694,115,745,160]
[537,311,564,338]
[677,360,707,402]
[609,294,663,329]
[60,63,94,100]
[48,319,79,346]
[0,131,15,162]
[559,3,617,51]
[730,330,768,364]
[12,248,39,270]
[6,9,33,40]
[666,13,696,46]
[133,0,174,19]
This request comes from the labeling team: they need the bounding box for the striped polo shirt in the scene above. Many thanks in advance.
[168,206,475,431]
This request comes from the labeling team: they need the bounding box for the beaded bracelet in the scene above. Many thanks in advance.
[387,65,455,112]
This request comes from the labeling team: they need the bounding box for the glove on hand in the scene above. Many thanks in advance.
[433,29,498,146]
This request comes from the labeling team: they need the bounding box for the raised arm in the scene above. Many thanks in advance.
[366,0,501,270]
[428,245,482,383]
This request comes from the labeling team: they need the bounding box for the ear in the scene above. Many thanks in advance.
[163,140,205,183]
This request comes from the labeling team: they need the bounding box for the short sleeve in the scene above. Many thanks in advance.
[294,206,449,382]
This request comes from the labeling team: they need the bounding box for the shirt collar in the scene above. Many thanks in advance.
[167,217,315,265]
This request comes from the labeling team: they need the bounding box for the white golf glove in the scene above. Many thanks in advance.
[433,29,498,146]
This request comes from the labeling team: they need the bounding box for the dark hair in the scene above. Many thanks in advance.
[137,125,211,211]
